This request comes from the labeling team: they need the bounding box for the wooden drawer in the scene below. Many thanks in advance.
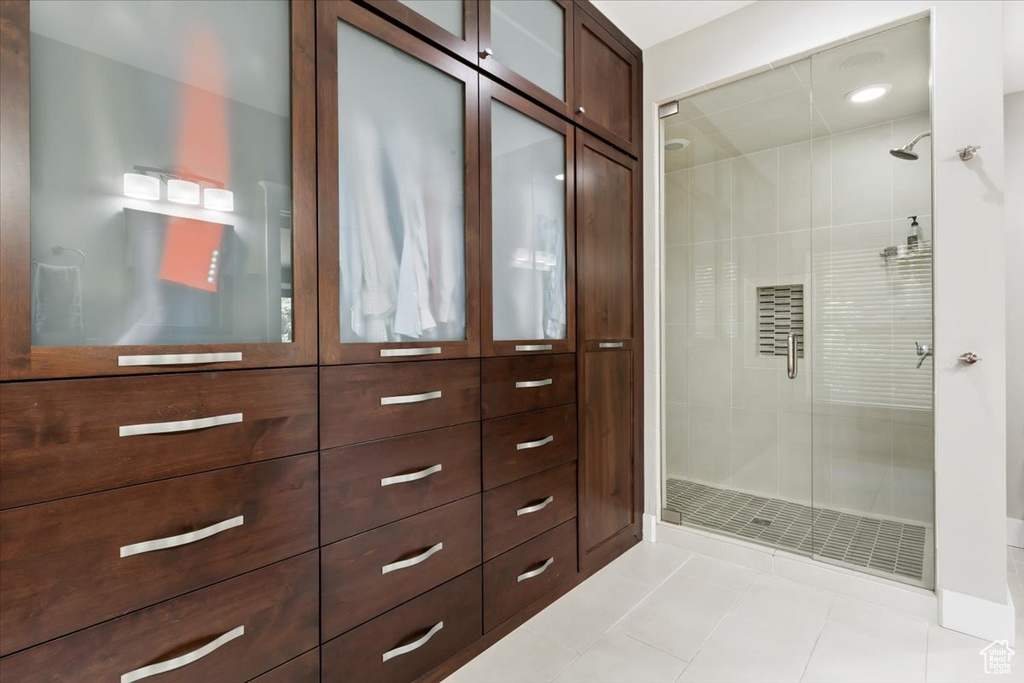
[321,424,481,544]
[0,552,319,683]
[0,367,317,509]
[0,454,318,656]
[251,649,320,683]
[481,354,575,419]
[483,519,577,632]
[322,568,482,683]
[320,360,480,448]
[321,495,481,640]
[483,462,577,560]
[483,404,577,490]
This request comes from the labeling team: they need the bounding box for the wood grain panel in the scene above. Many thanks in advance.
[482,404,577,490]
[321,424,481,544]
[319,360,480,448]
[480,354,575,419]
[321,495,481,640]
[0,367,318,509]
[0,552,319,683]
[0,454,318,656]
[483,462,576,560]
[251,649,320,683]
[322,568,481,683]
[483,519,576,632]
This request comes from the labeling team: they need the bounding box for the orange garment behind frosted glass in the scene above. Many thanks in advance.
[159,31,230,293]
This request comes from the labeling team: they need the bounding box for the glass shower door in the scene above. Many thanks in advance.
[659,61,816,551]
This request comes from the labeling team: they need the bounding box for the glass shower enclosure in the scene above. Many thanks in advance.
[659,19,934,588]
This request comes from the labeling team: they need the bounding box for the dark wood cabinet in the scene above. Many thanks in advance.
[577,131,640,342]
[0,1,642,680]
[573,3,640,156]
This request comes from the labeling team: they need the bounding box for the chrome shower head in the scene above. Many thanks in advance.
[890,131,931,161]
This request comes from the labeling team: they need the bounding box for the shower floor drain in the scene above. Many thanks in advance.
[664,478,928,585]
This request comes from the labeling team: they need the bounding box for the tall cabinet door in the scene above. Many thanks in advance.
[478,0,574,119]
[576,131,642,571]
[317,1,480,364]
[0,0,317,379]
[573,5,640,156]
[480,78,575,357]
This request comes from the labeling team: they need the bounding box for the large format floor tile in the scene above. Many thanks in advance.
[553,632,686,683]
[445,628,578,683]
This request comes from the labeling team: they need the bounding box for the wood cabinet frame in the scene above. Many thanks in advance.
[0,0,318,379]
[480,77,576,357]
[317,0,481,364]
[361,0,480,65]
[478,0,575,120]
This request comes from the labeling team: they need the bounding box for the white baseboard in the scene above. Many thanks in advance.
[643,513,658,542]
[939,588,1016,642]
[1008,517,1024,549]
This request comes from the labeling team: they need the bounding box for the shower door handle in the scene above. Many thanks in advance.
[787,333,798,379]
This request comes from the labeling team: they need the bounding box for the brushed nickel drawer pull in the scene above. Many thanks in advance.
[516,435,554,451]
[380,347,442,357]
[120,625,244,683]
[515,344,552,352]
[598,342,624,349]
[118,352,242,367]
[382,621,444,662]
[119,412,243,438]
[382,542,444,575]
[515,378,552,389]
[516,495,554,516]
[120,515,245,558]
[381,464,443,487]
[380,390,442,406]
[517,557,554,583]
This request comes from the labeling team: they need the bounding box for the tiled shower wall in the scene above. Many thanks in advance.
[663,112,934,525]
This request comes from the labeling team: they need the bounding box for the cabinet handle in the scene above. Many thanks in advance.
[380,390,442,406]
[515,344,552,352]
[516,435,554,451]
[517,557,554,583]
[120,625,244,683]
[120,515,244,558]
[516,495,554,517]
[382,621,444,663]
[119,412,243,437]
[515,378,552,389]
[381,464,443,487]
[576,106,586,114]
[598,342,624,349]
[118,352,242,367]
[479,48,493,59]
[382,542,444,575]
[380,347,441,357]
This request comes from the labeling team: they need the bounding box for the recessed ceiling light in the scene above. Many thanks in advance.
[555,173,565,181]
[664,138,690,151]
[845,83,892,103]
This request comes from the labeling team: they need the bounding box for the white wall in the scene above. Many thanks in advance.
[643,0,1011,641]
[1007,90,1024,542]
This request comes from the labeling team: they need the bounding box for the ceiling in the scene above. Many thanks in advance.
[590,0,754,49]
[663,19,931,171]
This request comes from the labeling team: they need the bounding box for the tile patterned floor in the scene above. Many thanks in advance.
[444,543,1023,683]
[665,478,928,584]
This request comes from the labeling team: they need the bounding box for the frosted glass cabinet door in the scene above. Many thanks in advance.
[0,0,317,379]
[318,2,480,364]
[482,80,575,356]
[480,0,574,117]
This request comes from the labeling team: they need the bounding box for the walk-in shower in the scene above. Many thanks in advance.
[659,18,934,588]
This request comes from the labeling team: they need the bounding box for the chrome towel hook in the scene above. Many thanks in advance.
[957,145,981,161]
[957,351,982,365]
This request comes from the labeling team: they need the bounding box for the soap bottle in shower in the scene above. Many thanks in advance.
[906,216,921,250]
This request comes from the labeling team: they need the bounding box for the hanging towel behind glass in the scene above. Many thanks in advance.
[31,262,84,346]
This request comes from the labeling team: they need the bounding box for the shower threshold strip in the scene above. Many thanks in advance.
[664,478,928,584]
